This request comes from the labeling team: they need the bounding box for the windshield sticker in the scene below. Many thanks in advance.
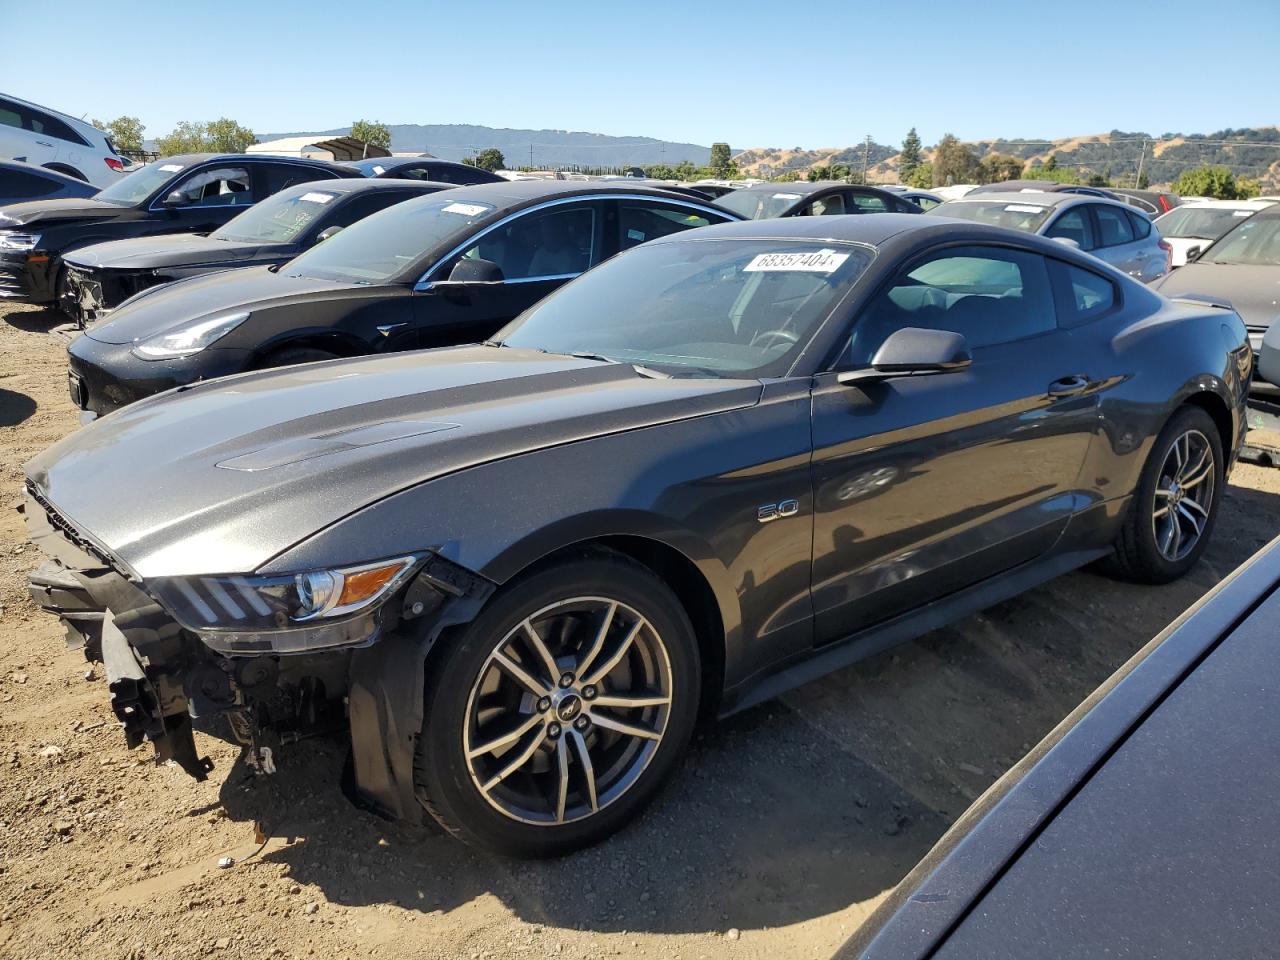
[372,165,385,175]
[1004,203,1046,214]
[159,163,184,173]
[772,192,802,200]
[627,228,646,242]
[744,249,850,273]
[442,202,490,217]
[299,192,336,204]
[1234,210,1254,216]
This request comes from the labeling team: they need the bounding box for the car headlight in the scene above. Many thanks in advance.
[148,556,420,655]
[131,311,249,360]
[0,231,40,252]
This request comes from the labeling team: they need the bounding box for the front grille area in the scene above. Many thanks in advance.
[0,262,27,297]
[25,479,112,567]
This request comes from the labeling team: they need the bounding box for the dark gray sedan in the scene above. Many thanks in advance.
[26,214,1248,858]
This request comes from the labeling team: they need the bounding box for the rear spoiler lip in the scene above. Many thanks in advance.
[1169,293,1235,312]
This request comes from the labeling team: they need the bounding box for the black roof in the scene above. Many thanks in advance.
[270,177,454,198]
[730,180,895,197]
[343,156,476,173]
[645,211,941,246]
[413,178,720,210]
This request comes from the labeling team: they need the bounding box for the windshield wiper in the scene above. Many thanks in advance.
[568,351,673,380]
[482,339,505,348]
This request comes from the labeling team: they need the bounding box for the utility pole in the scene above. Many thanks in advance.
[861,133,872,182]
[1134,138,1148,189]
[529,143,534,170]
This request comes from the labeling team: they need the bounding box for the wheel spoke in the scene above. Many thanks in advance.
[1177,502,1205,534]
[1182,462,1212,489]
[1181,496,1209,519]
[492,651,551,696]
[481,725,550,793]
[467,711,543,760]
[555,735,570,823]
[590,711,662,742]
[576,601,618,680]
[1179,445,1209,485]
[520,619,561,685]
[568,729,597,812]
[582,618,644,686]
[592,690,671,710]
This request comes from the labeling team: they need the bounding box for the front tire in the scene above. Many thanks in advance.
[1105,405,1223,583]
[414,553,700,858]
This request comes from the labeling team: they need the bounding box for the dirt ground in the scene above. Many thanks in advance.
[1,299,1278,960]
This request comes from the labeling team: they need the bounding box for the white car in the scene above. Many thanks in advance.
[0,92,130,188]
[1154,198,1277,267]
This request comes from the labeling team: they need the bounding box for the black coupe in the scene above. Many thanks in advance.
[0,153,358,308]
[344,156,505,185]
[64,180,737,417]
[26,214,1248,858]
[713,181,924,219]
[62,178,449,324]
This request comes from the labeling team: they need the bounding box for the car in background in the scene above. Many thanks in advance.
[1154,198,1275,266]
[0,92,131,188]
[1156,204,1280,365]
[1109,187,1181,217]
[0,153,359,309]
[64,180,739,417]
[713,181,923,219]
[881,185,944,210]
[344,156,505,185]
[837,533,1280,960]
[682,179,742,199]
[929,192,1171,283]
[973,179,1119,200]
[27,213,1247,858]
[61,178,451,325]
[0,159,98,205]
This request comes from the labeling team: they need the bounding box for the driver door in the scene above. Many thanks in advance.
[809,243,1098,646]
[157,164,256,234]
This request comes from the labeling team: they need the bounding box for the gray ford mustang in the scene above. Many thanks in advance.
[24,214,1250,857]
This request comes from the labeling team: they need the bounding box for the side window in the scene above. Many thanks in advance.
[258,163,332,195]
[801,193,847,216]
[171,166,253,207]
[0,99,22,130]
[850,246,1056,363]
[847,191,890,213]
[455,167,496,185]
[1045,208,1096,250]
[0,169,59,199]
[1049,260,1117,326]
[327,191,416,230]
[397,166,435,181]
[29,111,88,147]
[911,195,941,211]
[1127,209,1152,239]
[617,203,715,252]
[457,205,596,280]
[1093,205,1135,247]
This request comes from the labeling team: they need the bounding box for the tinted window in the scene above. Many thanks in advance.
[171,166,253,208]
[0,99,87,146]
[851,245,1056,362]
[258,162,336,195]
[910,195,941,211]
[327,190,421,229]
[929,200,1053,233]
[0,101,21,130]
[715,189,804,220]
[617,202,716,252]
[1046,208,1096,250]
[801,193,851,216]
[1094,205,1135,247]
[1127,209,1152,239]
[501,238,873,378]
[0,168,59,200]
[1050,260,1117,325]
[457,205,596,280]
[434,164,498,185]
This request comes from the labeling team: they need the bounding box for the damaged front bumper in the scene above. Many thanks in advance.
[24,482,495,821]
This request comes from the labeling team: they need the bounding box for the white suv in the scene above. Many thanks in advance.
[0,92,130,189]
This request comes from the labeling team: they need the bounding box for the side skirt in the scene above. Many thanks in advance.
[720,547,1111,716]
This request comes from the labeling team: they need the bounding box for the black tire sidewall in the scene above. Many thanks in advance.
[416,555,701,858]
[1130,406,1224,580]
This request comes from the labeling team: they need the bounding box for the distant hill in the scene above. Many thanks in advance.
[735,127,1280,188]
[255,124,712,169]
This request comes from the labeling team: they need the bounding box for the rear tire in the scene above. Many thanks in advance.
[413,552,700,858]
[257,346,340,369]
[1103,405,1223,583]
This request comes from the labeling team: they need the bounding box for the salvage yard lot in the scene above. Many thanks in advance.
[1,299,1277,960]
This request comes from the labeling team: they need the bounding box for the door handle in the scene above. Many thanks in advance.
[1048,375,1090,397]
[35,139,53,147]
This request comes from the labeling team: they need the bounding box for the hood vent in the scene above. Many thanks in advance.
[216,420,459,472]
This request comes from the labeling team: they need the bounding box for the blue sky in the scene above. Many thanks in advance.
[6,0,1278,149]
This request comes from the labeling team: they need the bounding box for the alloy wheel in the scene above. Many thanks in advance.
[1152,428,1215,562]
[462,596,673,826]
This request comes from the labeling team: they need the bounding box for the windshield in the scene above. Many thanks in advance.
[94,160,187,206]
[1199,215,1280,265]
[286,195,494,283]
[714,189,806,220]
[499,238,874,378]
[212,188,339,243]
[1154,206,1259,242]
[929,199,1053,232]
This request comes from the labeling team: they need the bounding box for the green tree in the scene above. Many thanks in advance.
[899,127,922,182]
[351,119,392,151]
[1043,153,1059,172]
[92,116,145,154]
[203,118,256,153]
[979,152,1022,184]
[773,170,802,182]
[932,134,981,186]
[709,142,734,178]
[155,121,208,157]
[1172,165,1256,200]
[905,162,933,190]
[463,148,506,172]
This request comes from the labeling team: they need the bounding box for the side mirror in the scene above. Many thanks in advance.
[1051,236,1081,250]
[163,190,191,208]
[1185,244,1202,262]
[315,225,344,243]
[838,327,971,385]
[447,257,504,284]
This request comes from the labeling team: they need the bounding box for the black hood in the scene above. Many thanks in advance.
[83,265,374,344]
[64,233,275,272]
[0,197,127,228]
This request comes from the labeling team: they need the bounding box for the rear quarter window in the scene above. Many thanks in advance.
[1049,259,1118,326]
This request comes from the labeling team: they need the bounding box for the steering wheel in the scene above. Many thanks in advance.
[751,329,800,350]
